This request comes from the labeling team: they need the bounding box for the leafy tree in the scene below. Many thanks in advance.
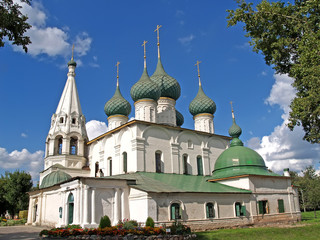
[2,170,33,216]
[0,177,9,216]
[227,0,320,143]
[0,0,32,52]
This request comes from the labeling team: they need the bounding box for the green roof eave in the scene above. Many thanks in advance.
[102,172,251,194]
[211,166,281,180]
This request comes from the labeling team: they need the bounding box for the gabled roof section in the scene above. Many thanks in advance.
[103,172,251,193]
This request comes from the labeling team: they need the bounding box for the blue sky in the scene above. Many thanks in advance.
[0,0,319,182]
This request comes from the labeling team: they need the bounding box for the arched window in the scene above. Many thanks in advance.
[235,202,246,217]
[206,203,215,218]
[123,152,128,173]
[108,158,112,176]
[70,137,77,155]
[170,203,181,220]
[60,117,64,123]
[72,118,76,124]
[54,136,63,155]
[95,162,99,177]
[155,151,162,173]
[183,154,188,175]
[68,193,74,224]
[197,156,203,176]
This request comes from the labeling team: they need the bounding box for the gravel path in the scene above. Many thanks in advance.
[0,225,45,240]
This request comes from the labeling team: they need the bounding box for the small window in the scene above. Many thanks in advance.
[183,155,188,175]
[235,202,246,217]
[123,152,128,173]
[109,158,112,176]
[187,140,193,149]
[72,118,76,124]
[278,199,285,213]
[155,151,162,173]
[70,137,77,155]
[95,162,99,177]
[170,203,181,220]
[60,117,64,123]
[206,203,215,218]
[258,200,269,215]
[197,156,203,176]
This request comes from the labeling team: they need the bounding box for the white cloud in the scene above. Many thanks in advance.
[12,1,92,60]
[0,147,44,183]
[178,34,195,46]
[74,32,92,57]
[86,120,108,140]
[248,74,320,174]
[21,133,28,138]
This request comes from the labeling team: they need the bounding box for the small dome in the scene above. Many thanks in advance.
[151,58,181,100]
[131,68,161,102]
[40,170,72,189]
[228,118,242,139]
[68,59,77,67]
[176,110,184,127]
[104,85,131,117]
[212,119,279,180]
[189,85,216,116]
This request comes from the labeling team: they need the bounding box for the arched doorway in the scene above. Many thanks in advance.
[68,193,74,224]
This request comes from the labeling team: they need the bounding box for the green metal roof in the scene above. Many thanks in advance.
[150,58,181,100]
[176,109,184,127]
[103,172,251,193]
[212,118,281,180]
[104,85,131,117]
[189,84,216,116]
[40,170,72,189]
[131,68,161,102]
[68,59,77,67]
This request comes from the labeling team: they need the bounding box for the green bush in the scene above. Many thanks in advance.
[170,221,191,235]
[99,215,111,228]
[19,210,28,219]
[146,217,155,228]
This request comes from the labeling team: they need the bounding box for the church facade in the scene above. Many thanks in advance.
[26,29,301,230]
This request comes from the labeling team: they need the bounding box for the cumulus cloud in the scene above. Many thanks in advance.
[21,133,28,138]
[178,34,195,46]
[12,1,92,61]
[86,120,108,140]
[248,74,320,173]
[0,147,44,183]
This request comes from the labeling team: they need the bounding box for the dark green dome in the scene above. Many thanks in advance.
[40,170,72,189]
[150,58,181,100]
[131,68,161,102]
[212,119,279,180]
[189,85,216,116]
[104,85,131,117]
[68,59,77,67]
[176,109,184,127]
[228,118,242,139]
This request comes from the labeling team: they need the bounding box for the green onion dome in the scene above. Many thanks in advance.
[40,170,72,189]
[68,59,77,67]
[150,58,181,100]
[211,119,279,180]
[104,85,131,117]
[176,109,184,127]
[131,68,161,102]
[189,84,216,116]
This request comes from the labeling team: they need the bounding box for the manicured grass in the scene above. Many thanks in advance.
[196,211,320,240]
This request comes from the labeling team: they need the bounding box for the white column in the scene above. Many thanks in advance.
[37,193,43,225]
[27,197,33,224]
[91,188,97,224]
[64,193,68,226]
[113,188,120,225]
[121,188,130,220]
[79,184,83,224]
[76,187,81,224]
[83,186,89,225]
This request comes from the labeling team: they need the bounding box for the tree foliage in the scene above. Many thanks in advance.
[1,170,33,216]
[0,0,32,52]
[227,0,320,143]
[290,166,320,217]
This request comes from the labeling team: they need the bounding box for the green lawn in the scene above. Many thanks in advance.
[195,211,320,240]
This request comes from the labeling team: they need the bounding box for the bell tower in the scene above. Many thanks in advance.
[44,47,88,171]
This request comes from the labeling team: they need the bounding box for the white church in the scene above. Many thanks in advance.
[26,27,301,231]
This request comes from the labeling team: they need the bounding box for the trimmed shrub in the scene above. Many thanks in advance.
[145,217,155,228]
[99,215,111,228]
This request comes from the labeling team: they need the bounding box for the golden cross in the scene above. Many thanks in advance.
[116,61,120,86]
[71,44,75,60]
[154,25,162,46]
[142,40,148,59]
[195,60,201,77]
[230,101,235,119]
